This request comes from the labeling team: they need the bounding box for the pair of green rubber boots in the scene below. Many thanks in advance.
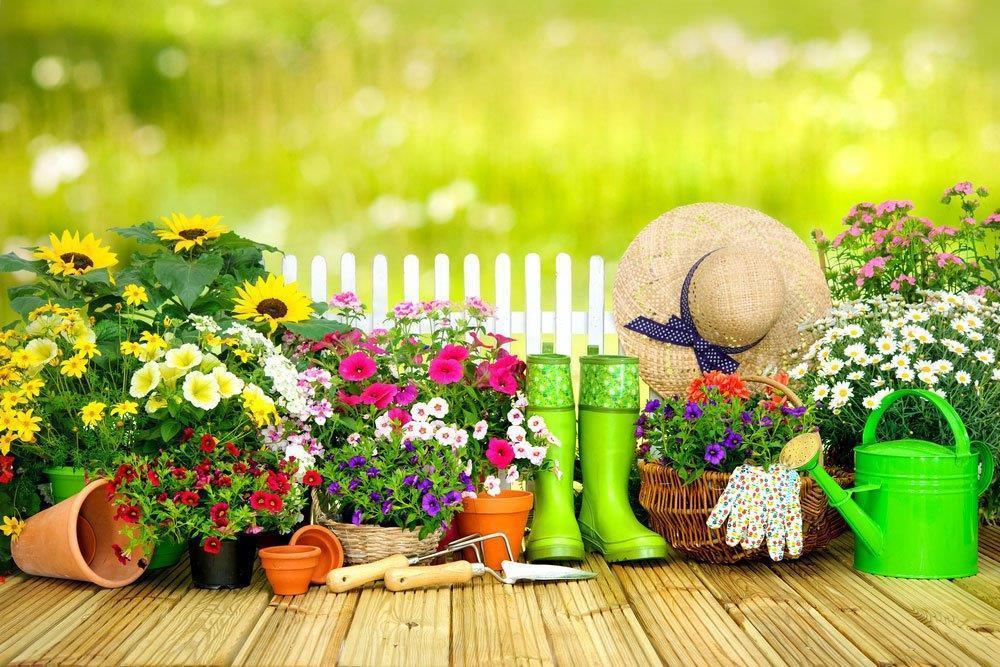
[524,349,667,563]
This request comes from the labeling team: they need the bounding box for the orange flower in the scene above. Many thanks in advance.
[760,372,790,410]
[686,371,750,403]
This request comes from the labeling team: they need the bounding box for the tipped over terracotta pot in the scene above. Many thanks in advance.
[13,479,145,588]
[455,490,534,570]
[259,545,320,596]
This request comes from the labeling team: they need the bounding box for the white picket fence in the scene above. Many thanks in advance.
[280,253,617,355]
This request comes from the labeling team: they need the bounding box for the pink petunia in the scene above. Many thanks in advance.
[438,344,470,362]
[360,383,399,409]
[338,390,364,407]
[395,383,419,406]
[386,407,411,426]
[485,438,515,469]
[339,351,377,382]
[429,357,464,385]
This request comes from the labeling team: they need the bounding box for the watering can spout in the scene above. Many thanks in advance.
[780,433,885,557]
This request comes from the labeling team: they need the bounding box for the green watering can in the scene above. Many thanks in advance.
[781,388,995,579]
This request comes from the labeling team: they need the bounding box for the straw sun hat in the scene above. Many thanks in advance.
[613,203,831,398]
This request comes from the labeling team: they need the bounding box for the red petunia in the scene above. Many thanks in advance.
[156,492,168,503]
[200,434,217,453]
[267,471,291,495]
[225,442,240,457]
[263,493,283,513]
[173,491,199,507]
[249,491,268,511]
[687,371,751,404]
[209,502,229,527]
[112,544,130,565]
[147,469,160,487]
[203,536,222,554]
[302,470,322,487]
[115,504,142,524]
[359,382,399,409]
[180,427,195,443]
[0,455,12,485]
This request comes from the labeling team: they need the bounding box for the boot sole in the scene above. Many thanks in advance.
[580,530,668,563]
[525,544,586,562]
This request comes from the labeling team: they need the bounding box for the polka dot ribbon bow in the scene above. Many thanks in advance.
[623,250,764,374]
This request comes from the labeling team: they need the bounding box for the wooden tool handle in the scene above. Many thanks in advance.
[326,554,409,593]
[384,561,475,592]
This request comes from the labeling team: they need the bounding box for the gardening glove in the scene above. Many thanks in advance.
[765,466,803,561]
[708,465,768,550]
[706,465,748,530]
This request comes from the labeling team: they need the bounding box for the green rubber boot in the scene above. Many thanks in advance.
[578,351,667,562]
[525,351,585,562]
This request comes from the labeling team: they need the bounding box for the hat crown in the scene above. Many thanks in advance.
[688,248,785,348]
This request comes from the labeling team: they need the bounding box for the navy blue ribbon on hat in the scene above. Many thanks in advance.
[624,251,764,374]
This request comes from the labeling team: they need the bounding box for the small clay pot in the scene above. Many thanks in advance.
[289,525,344,584]
[455,490,534,570]
[259,545,320,596]
[188,536,256,589]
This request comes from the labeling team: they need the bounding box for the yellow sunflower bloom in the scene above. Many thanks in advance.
[80,401,106,428]
[232,274,312,333]
[34,231,118,276]
[155,213,227,253]
[122,284,149,307]
[1,516,25,541]
[110,401,139,418]
[60,354,88,378]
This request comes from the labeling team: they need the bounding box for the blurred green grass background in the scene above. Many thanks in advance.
[0,0,997,309]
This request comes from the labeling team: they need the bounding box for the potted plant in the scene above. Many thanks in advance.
[806,181,999,517]
[107,428,312,589]
[636,371,852,563]
[312,403,468,564]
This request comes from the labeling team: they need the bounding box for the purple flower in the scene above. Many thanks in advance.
[634,425,645,438]
[403,474,419,487]
[683,402,702,420]
[644,399,661,413]
[704,443,726,465]
[369,491,382,502]
[348,478,361,491]
[417,478,433,493]
[402,440,416,452]
[663,405,675,419]
[421,493,441,517]
[409,455,419,465]
[326,481,341,495]
[739,411,753,425]
[366,466,380,478]
[759,415,774,427]
[351,509,363,525]
[443,490,463,505]
[636,414,648,427]
[459,472,472,486]
[395,383,419,406]
[723,428,743,449]
[381,500,393,514]
[781,405,807,418]
[347,455,367,469]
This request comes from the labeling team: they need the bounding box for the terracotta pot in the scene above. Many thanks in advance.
[258,545,320,595]
[289,524,344,584]
[188,535,256,589]
[455,490,534,569]
[12,479,145,588]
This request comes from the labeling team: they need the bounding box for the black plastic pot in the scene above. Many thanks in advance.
[187,536,256,589]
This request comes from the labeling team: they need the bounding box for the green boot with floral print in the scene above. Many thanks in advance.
[578,350,667,562]
[524,351,584,562]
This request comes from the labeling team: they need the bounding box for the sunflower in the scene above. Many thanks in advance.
[34,231,118,276]
[232,274,312,333]
[155,213,228,253]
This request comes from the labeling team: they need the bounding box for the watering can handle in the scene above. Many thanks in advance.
[862,388,970,456]
[972,442,995,496]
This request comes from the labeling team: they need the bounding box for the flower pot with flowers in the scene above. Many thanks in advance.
[107,428,311,589]
[285,295,558,568]
[636,371,852,564]
[805,181,1000,517]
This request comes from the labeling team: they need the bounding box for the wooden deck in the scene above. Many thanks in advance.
[2,529,1000,666]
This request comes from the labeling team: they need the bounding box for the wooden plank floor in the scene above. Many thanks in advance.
[3,528,1000,666]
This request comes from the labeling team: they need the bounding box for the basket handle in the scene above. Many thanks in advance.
[862,388,970,456]
[742,375,804,408]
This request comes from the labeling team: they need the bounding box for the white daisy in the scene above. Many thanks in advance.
[844,324,864,338]
[843,343,866,361]
[917,371,938,386]
[847,371,864,381]
[954,370,971,385]
[874,337,897,354]
[974,349,995,364]
[812,385,830,401]
[830,381,853,403]
[896,368,915,382]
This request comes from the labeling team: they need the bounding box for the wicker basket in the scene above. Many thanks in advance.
[637,374,853,564]
[313,491,443,565]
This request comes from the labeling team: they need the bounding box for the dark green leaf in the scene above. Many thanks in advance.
[0,252,45,274]
[284,318,352,340]
[70,268,112,285]
[9,295,46,318]
[213,231,278,253]
[160,420,182,443]
[110,221,159,245]
[153,253,224,309]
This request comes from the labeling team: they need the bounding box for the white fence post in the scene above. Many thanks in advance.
[524,254,542,354]
[371,255,388,330]
[282,255,297,285]
[588,255,606,353]
[340,253,356,294]
[555,253,572,355]
[310,256,327,303]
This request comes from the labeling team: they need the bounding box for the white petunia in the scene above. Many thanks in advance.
[505,465,520,484]
[527,415,547,433]
[427,397,449,418]
[507,408,524,425]
[483,475,502,496]
[211,366,244,398]
[435,426,456,446]
[507,424,527,443]
[165,343,203,370]
[129,361,161,398]
[453,429,469,448]
[472,420,489,440]
[347,432,361,445]
[527,446,547,466]
[410,402,430,422]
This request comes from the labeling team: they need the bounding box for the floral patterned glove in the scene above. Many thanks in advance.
[707,464,769,550]
[765,466,803,561]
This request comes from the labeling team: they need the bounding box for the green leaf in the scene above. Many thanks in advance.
[284,318,352,340]
[70,268,112,285]
[110,221,159,245]
[0,252,45,274]
[213,231,278,254]
[160,420,182,443]
[9,295,46,318]
[153,253,224,309]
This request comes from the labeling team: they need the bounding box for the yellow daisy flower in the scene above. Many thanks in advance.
[232,274,312,333]
[34,231,118,276]
[1,516,25,541]
[60,354,88,378]
[0,410,15,432]
[0,432,17,455]
[0,391,26,410]
[232,348,253,363]
[122,284,149,307]
[73,338,101,359]
[120,341,141,356]
[155,213,228,253]
[110,401,139,418]
[12,409,41,442]
[80,401,106,428]
[21,379,44,399]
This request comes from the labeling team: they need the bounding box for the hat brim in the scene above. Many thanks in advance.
[612,203,831,397]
